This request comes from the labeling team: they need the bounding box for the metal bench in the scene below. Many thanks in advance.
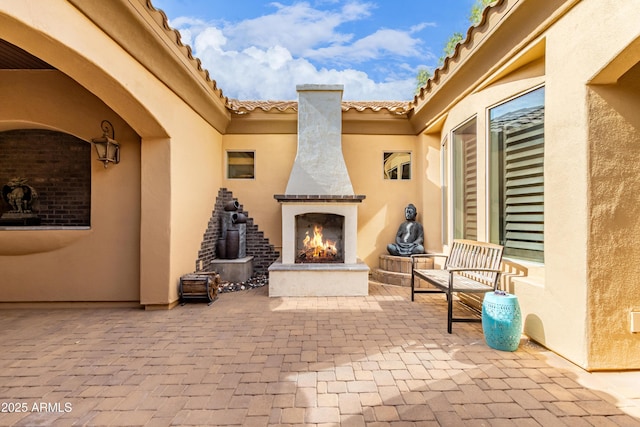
[411,239,504,333]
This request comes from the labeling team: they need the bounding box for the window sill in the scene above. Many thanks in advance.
[502,257,545,291]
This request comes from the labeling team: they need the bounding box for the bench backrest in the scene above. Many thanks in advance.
[445,239,504,286]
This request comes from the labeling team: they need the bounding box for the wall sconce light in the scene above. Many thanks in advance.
[91,120,120,168]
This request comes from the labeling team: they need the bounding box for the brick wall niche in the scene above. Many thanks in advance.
[0,129,91,226]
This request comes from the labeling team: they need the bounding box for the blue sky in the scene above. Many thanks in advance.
[151,1,480,100]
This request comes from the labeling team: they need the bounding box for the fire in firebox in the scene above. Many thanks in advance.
[297,225,339,263]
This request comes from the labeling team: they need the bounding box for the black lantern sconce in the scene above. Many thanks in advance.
[91,120,120,168]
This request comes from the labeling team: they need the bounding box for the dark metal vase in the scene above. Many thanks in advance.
[225,229,240,259]
[216,238,227,259]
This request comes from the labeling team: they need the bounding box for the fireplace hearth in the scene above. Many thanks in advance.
[268,85,369,297]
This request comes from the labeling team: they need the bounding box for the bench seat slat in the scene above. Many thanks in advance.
[413,269,495,292]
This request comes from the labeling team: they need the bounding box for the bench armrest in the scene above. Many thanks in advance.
[411,253,448,261]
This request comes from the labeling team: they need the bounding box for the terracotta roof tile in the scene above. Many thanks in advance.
[228,99,411,114]
[227,100,298,113]
[412,0,505,107]
[145,0,229,105]
[342,101,411,113]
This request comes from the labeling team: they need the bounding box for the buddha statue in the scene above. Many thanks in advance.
[387,203,425,257]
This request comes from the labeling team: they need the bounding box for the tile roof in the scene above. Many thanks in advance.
[412,0,505,107]
[228,100,412,114]
[145,0,229,105]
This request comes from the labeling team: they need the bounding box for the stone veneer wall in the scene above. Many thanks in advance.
[197,188,279,276]
[0,129,91,226]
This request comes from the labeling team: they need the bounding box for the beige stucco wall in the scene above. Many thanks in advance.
[221,133,297,252]
[343,135,422,268]
[0,1,226,307]
[167,122,223,304]
[416,133,443,252]
[587,78,640,369]
[222,132,434,270]
[587,58,640,368]
[538,0,639,370]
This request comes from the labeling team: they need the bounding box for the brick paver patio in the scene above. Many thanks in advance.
[0,283,638,426]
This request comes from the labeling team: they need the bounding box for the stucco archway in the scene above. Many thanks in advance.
[0,5,171,305]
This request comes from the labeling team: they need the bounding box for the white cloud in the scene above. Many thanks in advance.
[168,1,426,100]
[306,29,422,64]
[410,22,437,34]
[221,2,370,55]
[193,27,227,53]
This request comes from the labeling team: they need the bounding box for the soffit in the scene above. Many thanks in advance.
[0,39,54,69]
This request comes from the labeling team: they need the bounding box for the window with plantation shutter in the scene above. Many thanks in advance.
[453,118,477,241]
[441,136,449,245]
[489,87,545,262]
[503,122,544,258]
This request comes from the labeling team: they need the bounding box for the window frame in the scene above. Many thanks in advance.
[486,85,545,263]
[226,150,256,180]
[441,135,449,246]
[451,116,478,241]
[383,151,412,180]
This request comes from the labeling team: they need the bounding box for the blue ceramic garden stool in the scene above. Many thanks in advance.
[482,291,522,351]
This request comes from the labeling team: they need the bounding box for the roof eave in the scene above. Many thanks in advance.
[409,0,578,134]
[68,0,231,134]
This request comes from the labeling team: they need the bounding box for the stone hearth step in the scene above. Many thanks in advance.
[371,254,433,287]
[371,268,412,287]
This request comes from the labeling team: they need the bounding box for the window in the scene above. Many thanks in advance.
[383,152,411,180]
[452,118,477,240]
[489,87,545,262]
[227,151,255,179]
[441,136,449,245]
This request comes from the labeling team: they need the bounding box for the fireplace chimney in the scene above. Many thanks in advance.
[269,84,369,297]
[285,84,354,196]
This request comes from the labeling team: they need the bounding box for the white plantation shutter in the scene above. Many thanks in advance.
[503,122,544,261]
[463,136,478,240]
[453,118,478,241]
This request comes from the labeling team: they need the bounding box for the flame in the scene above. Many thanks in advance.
[301,225,336,259]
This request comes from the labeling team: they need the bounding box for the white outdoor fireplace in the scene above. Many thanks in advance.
[268,84,369,297]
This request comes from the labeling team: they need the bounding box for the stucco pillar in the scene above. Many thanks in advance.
[140,137,172,308]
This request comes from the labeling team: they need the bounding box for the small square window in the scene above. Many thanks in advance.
[227,151,255,179]
[383,152,411,180]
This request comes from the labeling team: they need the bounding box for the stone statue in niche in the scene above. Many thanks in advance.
[387,203,425,257]
[1,177,41,226]
[2,177,38,213]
